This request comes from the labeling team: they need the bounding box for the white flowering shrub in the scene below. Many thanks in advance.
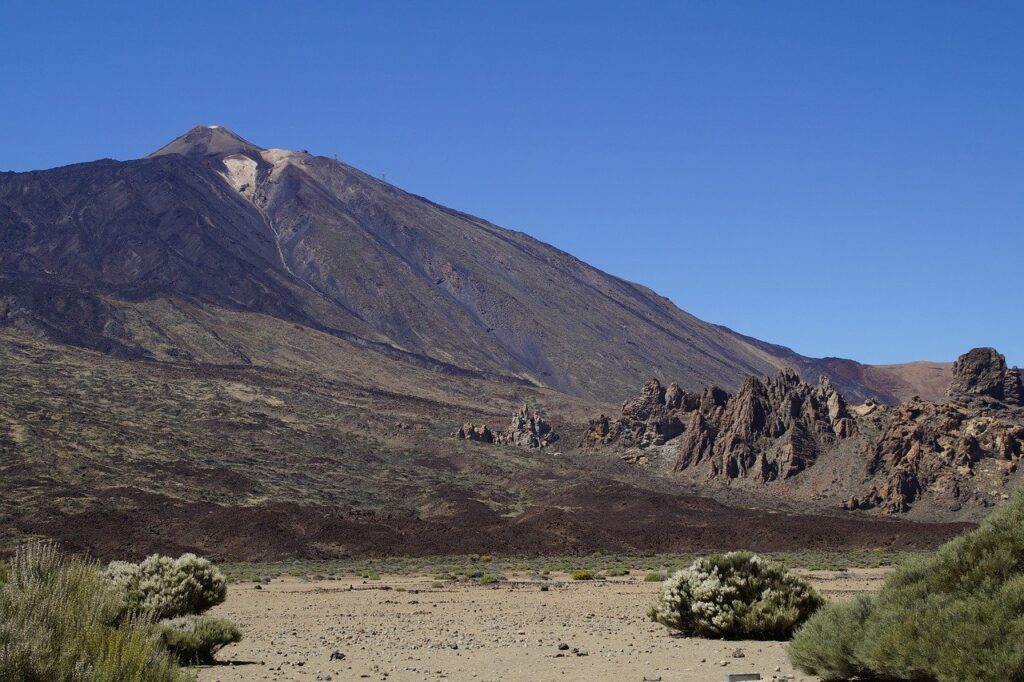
[103,553,227,620]
[157,615,242,664]
[648,551,823,639]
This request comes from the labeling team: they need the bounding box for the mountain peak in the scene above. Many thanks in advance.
[148,125,263,159]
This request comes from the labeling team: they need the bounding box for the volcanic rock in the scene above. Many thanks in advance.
[493,404,559,449]
[848,348,1024,513]
[456,424,494,443]
[948,347,1023,406]
[580,379,720,449]
[674,370,854,482]
[458,404,558,449]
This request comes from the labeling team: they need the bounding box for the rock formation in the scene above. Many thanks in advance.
[582,372,854,482]
[674,370,855,482]
[456,423,494,443]
[457,404,558,449]
[584,349,1024,515]
[947,347,1023,406]
[848,348,1024,513]
[580,379,727,449]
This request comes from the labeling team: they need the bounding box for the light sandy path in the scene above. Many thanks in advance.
[197,570,885,682]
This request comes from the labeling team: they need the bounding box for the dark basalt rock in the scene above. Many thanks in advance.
[948,347,1023,405]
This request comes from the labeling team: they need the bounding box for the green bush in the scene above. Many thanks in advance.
[786,595,875,681]
[605,565,630,577]
[105,553,227,620]
[571,569,595,581]
[157,615,242,664]
[648,551,823,640]
[790,489,1024,681]
[0,541,189,681]
[644,571,665,582]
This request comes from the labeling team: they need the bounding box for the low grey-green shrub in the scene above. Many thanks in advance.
[0,541,188,681]
[105,553,227,620]
[649,551,823,640]
[790,489,1024,681]
[157,615,242,664]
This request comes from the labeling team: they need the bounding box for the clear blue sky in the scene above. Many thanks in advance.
[2,1,1021,366]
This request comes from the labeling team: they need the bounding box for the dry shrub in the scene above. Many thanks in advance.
[0,541,188,681]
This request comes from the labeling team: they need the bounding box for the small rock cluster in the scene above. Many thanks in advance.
[456,404,559,449]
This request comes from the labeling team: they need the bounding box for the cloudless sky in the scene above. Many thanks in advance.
[1,1,1021,366]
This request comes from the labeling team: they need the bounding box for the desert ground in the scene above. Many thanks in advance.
[196,568,887,682]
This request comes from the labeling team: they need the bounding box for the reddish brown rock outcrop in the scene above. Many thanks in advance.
[456,423,494,443]
[582,371,853,483]
[493,404,559,449]
[849,348,1024,513]
[584,348,1023,515]
[674,370,854,482]
[580,379,727,449]
[947,347,1023,406]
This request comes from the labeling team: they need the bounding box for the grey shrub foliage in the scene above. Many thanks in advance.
[157,615,243,664]
[648,551,823,640]
[104,553,228,620]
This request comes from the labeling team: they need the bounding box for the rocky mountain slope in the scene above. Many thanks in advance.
[0,125,946,402]
[582,348,1023,520]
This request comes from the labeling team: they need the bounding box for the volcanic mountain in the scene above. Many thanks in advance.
[0,126,980,559]
[0,125,947,403]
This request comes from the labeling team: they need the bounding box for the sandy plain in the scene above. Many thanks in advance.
[196,569,886,682]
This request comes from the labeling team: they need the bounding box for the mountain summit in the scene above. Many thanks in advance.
[0,126,948,401]
[148,124,264,159]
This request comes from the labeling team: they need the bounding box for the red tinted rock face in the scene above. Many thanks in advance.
[672,370,854,483]
[847,349,1024,513]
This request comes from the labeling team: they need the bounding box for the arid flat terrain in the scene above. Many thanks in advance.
[197,569,887,682]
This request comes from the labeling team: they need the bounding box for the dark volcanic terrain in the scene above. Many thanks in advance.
[0,329,968,560]
[0,126,996,560]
